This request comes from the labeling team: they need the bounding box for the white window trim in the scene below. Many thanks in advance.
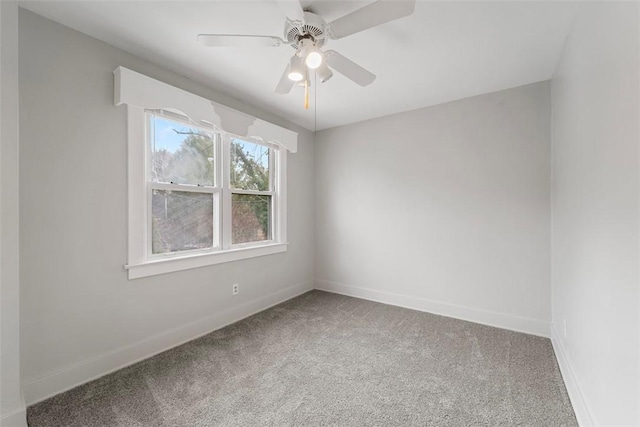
[115,67,295,279]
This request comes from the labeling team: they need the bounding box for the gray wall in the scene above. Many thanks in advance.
[315,82,551,335]
[550,1,639,425]
[1,1,27,425]
[18,9,314,403]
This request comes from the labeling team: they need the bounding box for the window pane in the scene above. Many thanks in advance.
[150,116,215,186]
[152,190,213,254]
[232,194,271,244]
[231,139,269,191]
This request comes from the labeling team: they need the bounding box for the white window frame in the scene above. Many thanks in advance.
[115,67,295,279]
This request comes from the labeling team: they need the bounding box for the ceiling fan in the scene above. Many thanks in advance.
[198,0,416,105]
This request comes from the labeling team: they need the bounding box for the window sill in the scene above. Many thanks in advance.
[125,243,288,279]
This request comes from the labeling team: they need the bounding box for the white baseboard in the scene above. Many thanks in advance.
[550,325,596,426]
[23,281,313,406]
[0,406,27,427]
[315,279,550,338]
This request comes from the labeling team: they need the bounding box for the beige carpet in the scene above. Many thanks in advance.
[28,290,577,426]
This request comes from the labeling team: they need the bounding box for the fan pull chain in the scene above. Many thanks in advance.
[304,79,309,109]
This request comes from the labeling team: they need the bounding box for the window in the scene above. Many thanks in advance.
[149,115,218,255]
[127,111,287,278]
[114,67,296,279]
[230,138,272,244]
[147,112,281,256]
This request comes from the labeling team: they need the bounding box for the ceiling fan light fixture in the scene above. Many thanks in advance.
[287,55,305,82]
[316,62,333,83]
[298,38,323,70]
[305,48,323,69]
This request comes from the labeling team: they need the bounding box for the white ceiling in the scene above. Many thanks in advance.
[19,0,578,131]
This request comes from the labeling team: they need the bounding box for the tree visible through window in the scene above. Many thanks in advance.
[231,139,271,244]
[147,113,276,256]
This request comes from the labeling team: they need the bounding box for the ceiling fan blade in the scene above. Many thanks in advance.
[325,50,376,86]
[275,0,305,23]
[275,64,295,94]
[197,34,284,48]
[327,0,416,39]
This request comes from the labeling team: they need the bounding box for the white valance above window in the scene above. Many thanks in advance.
[113,66,298,153]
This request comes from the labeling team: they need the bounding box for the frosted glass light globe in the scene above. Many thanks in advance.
[288,71,304,81]
[305,51,323,69]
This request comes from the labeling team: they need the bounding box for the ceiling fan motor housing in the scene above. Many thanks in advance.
[284,12,327,50]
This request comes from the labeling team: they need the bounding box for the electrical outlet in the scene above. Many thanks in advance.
[563,319,567,339]
[232,284,239,296]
